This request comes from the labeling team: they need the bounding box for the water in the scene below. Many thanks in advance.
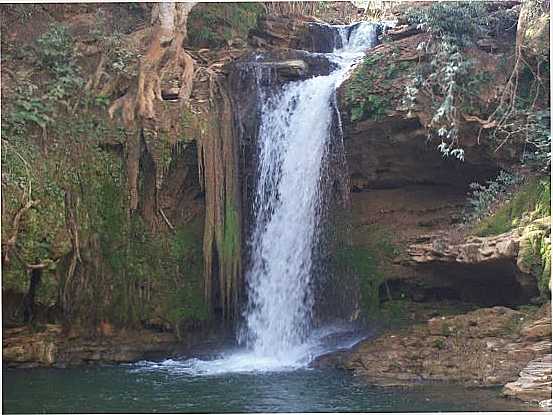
[237,21,380,369]
[3,365,537,413]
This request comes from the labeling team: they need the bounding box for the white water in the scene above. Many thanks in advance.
[238,21,379,367]
[133,22,379,376]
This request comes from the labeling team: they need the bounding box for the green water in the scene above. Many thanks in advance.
[2,364,537,413]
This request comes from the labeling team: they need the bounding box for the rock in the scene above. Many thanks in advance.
[477,38,499,52]
[408,231,519,265]
[427,307,525,338]
[503,354,552,403]
[521,316,552,340]
[387,24,421,41]
[271,60,309,81]
[332,304,551,389]
[406,221,548,304]
[2,325,183,368]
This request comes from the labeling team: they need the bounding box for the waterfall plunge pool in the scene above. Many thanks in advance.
[3,363,538,413]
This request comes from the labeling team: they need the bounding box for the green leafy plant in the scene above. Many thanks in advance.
[402,2,525,161]
[405,2,490,45]
[465,170,523,223]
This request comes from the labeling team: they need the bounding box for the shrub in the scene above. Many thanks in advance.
[188,3,264,48]
[465,171,523,223]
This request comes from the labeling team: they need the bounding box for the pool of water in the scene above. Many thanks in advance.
[3,363,538,413]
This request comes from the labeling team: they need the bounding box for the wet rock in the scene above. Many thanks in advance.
[334,304,551,390]
[3,325,182,368]
[503,354,552,403]
[274,59,308,80]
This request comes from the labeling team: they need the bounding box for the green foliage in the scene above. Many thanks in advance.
[346,54,390,123]
[522,110,551,173]
[2,23,206,329]
[4,82,54,132]
[36,25,83,95]
[402,2,521,161]
[465,170,523,224]
[188,3,265,48]
[2,4,43,22]
[472,177,551,237]
[518,216,551,298]
[406,2,490,45]
[403,39,476,161]
[90,15,141,79]
[104,33,141,78]
[432,337,446,350]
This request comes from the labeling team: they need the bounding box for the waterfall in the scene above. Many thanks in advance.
[240,22,379,364]
[133,21,381,376]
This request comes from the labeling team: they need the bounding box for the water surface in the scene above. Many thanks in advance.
[3,364,537,413]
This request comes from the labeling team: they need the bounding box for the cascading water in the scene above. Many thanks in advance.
[239,21,379,366]
[133,21,381,375]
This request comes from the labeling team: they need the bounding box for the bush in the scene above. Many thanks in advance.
[188,3,264,48]
[402,2,527,161]
[406,2,490,45]
[465,171,523,223]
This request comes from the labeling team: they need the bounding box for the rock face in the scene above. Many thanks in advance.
[322,304,551,389]
[408,231,519,266]
[406,218,550,304]
[2,325,183,368]
[335,7,538,307]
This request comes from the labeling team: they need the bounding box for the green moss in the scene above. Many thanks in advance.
[473,177,551,237]
[472,177,551,297]
[519,218,551,298]
[334,224,398,315]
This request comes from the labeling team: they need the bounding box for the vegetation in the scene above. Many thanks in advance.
[334,224,399,318]
[402,1,549,164]
[467,176,551,298]
[188,3,265,48]
[470,176,550,237]
[402,3,501,160]
[465,171,523,225]
[345,52,407,123]
[2,23,206,330]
